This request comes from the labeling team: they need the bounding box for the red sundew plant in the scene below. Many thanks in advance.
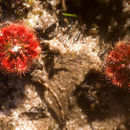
[0,23,41,75]
[105,41,130,88]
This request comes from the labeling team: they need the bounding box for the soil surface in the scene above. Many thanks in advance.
[0,0,130,130]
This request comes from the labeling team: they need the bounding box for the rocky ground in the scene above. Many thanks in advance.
[0,0,129,130]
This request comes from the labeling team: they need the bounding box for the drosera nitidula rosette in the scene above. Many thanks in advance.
[105,41,130,88]
[0,23,41,75]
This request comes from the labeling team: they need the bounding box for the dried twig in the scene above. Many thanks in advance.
[61,0,67,11]
[43,82,65,121]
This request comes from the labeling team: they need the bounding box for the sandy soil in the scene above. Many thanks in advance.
[0,0,129,130]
